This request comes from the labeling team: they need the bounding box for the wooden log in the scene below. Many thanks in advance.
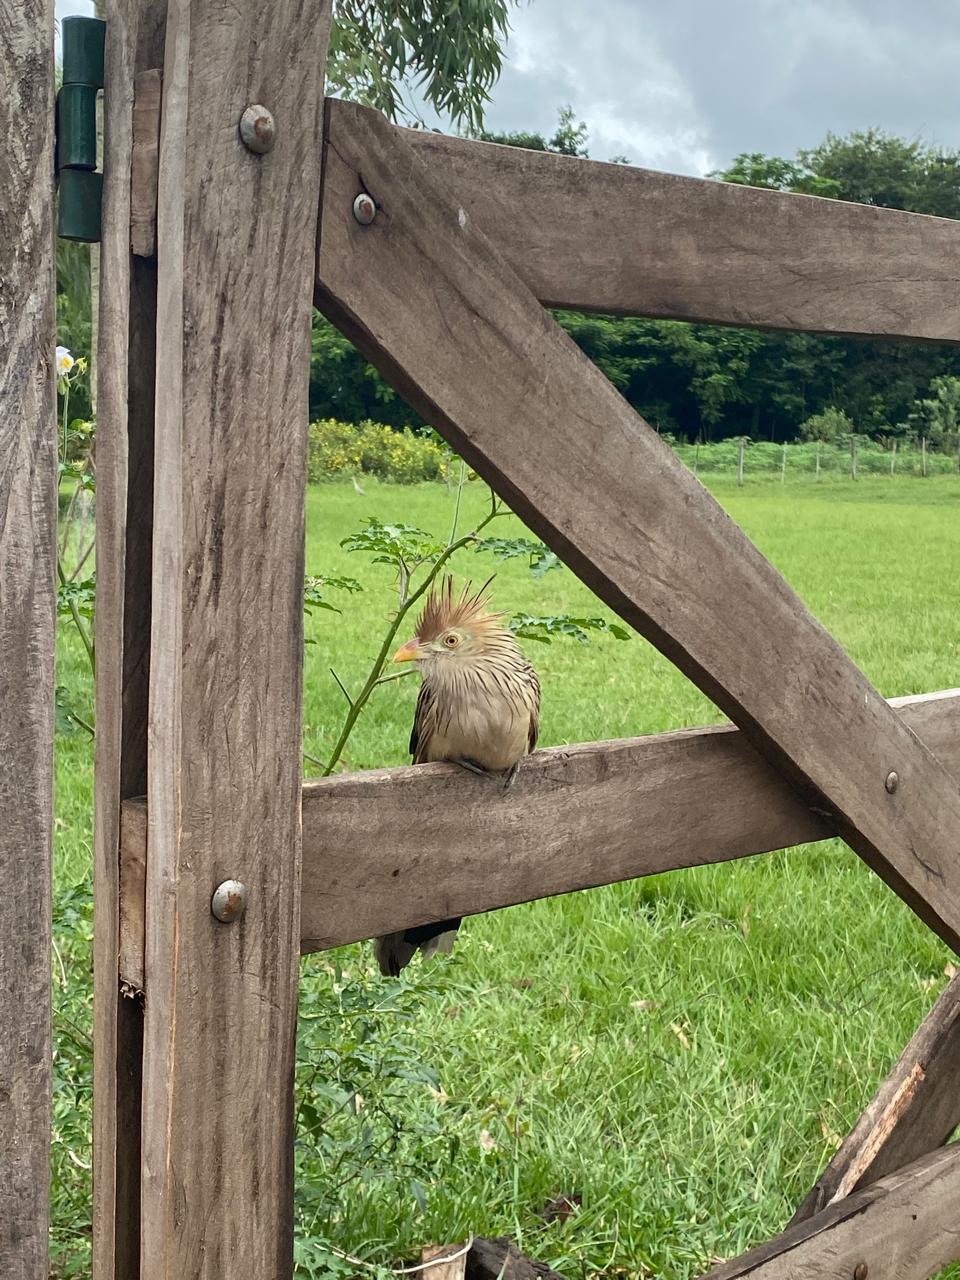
[130,69,162,258]
[792,969,960,1224]
[701,1143,960,1279]
[116,690,960,981]
[383,108,960,343]
[94,3,166,1275]
[466,1238,567,1280]
[140,0,331,1274]
[0,1,56,1272]
[315,101,960,954]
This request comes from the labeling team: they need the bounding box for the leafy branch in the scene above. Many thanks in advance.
[318,485,504,776]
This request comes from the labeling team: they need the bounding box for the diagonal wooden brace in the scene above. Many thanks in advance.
[316,100,960,953]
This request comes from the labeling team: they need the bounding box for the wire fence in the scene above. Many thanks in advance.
[673,438,960,482]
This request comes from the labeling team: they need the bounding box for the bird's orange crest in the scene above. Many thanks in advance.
[416,576,505,642]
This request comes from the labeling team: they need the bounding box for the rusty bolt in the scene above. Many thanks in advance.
[885,771,899,794]
[853,1264,868,1280]
[211,880,247,923]
[239,105,276,155]
[352,192,377,225]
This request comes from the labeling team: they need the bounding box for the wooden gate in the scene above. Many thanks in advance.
[89,0,960,1276]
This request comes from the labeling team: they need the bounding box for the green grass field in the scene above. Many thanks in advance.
[51,474,960,1278]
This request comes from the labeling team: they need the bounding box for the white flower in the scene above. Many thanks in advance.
[56,346,75,375]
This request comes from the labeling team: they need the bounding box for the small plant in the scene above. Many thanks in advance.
[798,406,853,443]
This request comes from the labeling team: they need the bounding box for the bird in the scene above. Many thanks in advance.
[373,576,540,977]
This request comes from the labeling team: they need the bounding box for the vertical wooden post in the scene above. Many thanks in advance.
[922,435,928,477]
[737,436,745,486]
[140,1,331,1274]
[815,439,821,480]
[780,442,787,485]
[693,441,700,477]
[849,434,857,480]
[891,438,897,476]
[0,0,56,1273]
[94,4,166,1276]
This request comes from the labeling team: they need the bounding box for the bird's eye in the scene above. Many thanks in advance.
[443,633,459,648]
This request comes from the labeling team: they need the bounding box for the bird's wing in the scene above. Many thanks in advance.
[527,666,541,753]
[410,679,435,763]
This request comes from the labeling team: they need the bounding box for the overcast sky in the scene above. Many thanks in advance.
[57,0,960,177]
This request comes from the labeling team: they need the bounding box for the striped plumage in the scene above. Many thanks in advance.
[374,578,540,977]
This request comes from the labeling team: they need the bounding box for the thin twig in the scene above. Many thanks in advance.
[68,536,95,582]
[57,557,96,674]
[329,668,354,707]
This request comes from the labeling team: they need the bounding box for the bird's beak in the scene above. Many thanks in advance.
[392,638,422,664]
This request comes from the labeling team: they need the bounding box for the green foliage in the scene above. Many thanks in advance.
[479,104,589,157]
[304,575,364,617]
[508,613,631,645]
[474,536,561,577]
[910,375,960,447]
[710,151,841,198]
[326,0,518,132]
[308,419,450,484]
[798,406,854,443]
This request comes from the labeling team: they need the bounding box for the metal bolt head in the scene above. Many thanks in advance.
[853,1263,868,1280]
[211,880,247,923]
[239,105,276,155]
[885,771,899,794]
[352,192,377,225]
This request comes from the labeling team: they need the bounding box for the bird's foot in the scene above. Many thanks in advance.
[454,757,489,778]
[503,761,520,790]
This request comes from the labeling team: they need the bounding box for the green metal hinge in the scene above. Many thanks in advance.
[56,16,106,243]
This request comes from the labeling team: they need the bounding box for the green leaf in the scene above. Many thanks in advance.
[304,574,362,616]
[474,536,561,576]
[341,518,443,568]
[57,575,96,621]
[508,613,632,645]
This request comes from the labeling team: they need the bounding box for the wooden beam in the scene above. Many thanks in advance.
[94,3,166,1275]
[141,0,331,1274]
[0,0,55,1272]
[116,690,960,983]
[792,969,960,1224]
[315,101,960,955]
[701,1143,960,1280]
[345,102,960,343]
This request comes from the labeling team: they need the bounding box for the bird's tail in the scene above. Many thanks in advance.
[373,918,462,976]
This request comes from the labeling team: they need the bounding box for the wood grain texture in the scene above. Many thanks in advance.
[94,4,165,1275]
[130,69,161,257]
[792,970,960,1224]
[142,1,331,1274]
[316,101,960,954]
[116,690,960,981]
[393,112,960,342]
[0,1,55,1272]
[701,1143,960,1280]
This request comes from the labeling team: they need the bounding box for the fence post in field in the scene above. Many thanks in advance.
[850,434,858,480]
[694,442,700,476]
[737,436,746,486]
[922,436,928,477]
[815,440,821,480]
[0,0,56,1273]
[891,439,897,475]
[780,442,787,484]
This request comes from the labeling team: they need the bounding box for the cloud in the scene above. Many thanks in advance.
[474,0,960,175]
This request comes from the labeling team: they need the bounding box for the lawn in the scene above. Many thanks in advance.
[52,474,960,1278]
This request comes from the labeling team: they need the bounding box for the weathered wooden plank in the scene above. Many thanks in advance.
[130,69,162,257]
[94,4,166,1275]
[702,1143,960,1280]
[0,1,56,1273]
[141,0,331,1274]
[117,690,960,981]
[315,101,960,955]
[792,969,960,1224]
[391,109,960,342]
[467,1238,567,1280]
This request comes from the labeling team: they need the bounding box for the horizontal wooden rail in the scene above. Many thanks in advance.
[386,103,960,343]
[701,1141,960,1280]
[117,689,960,989]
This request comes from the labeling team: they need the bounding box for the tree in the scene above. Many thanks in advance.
[327,0,520,133]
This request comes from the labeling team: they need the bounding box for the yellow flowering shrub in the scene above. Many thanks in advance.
[308,419,449,484]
